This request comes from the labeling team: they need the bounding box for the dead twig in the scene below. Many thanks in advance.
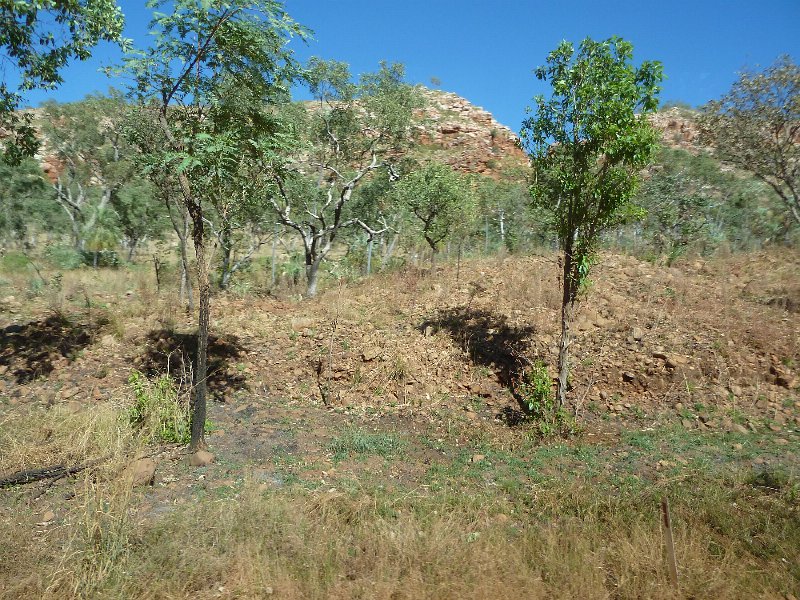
[0,455,110,489]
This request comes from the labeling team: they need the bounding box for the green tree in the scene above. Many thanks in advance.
[393,162,474,266]
[121,0,306,450]
[113,178,168,261]
[0,0,125,163]
[699,56,799,227]
[42,94,136,250]
[0,158,60,245]
[520,37,662,410]
[269,59,423,297]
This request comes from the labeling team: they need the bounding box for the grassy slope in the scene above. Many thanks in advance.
[0,250,798,599]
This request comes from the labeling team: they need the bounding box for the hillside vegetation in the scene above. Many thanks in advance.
[0,248,798,598]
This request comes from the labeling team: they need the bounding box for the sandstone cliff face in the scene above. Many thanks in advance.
[413,89,528,176]
[648,108,702,152]
[18,90,705,183]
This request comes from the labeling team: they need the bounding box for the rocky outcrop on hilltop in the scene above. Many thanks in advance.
[413,89,528,176]
[648,108,702,152]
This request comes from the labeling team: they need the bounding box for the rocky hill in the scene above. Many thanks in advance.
[413,89,528,176]
[20,89,709,183]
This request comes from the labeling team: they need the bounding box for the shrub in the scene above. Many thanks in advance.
[0,250,30,272]
[516,361,574,436]
[44,245,84,270]
[127,370,191,444]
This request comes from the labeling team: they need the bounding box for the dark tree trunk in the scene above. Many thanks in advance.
[127,239,138,262]
[219,224,233,290]
[556,237,577,410]
[188,202,209,451]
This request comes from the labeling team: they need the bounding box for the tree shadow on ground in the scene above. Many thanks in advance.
[0,313,99,384]
[420,307,538,423]
[139,329,248,399]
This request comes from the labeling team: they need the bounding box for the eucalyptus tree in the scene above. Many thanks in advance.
[700,56,799,227]
[269,59,423,297]
[0,158,59,245]
[0,0,125,163]
[41,94,135,250]
[120,0,306,450]
[521,37,662,410]
[392,161,475,266]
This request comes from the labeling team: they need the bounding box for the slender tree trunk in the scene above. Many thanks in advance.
[366,236,373,275]
[484,216,490,255]
[456,240,463,282]
[219,225,232,290]
[271,222,278,287]
[306,258,321,298]
[188,203,209,450]
[556,243,576,410]
[381,233,399,270]
[181,213,194,312]
[127,239,138,262]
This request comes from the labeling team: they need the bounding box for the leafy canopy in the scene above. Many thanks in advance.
[120,0,307,205]
[699,55,800,227]
[393,161,475,252]
[521,36,662,287]
[0,0,126,163]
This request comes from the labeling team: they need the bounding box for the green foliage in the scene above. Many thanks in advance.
[521,36,662,296]
[700,55,800,228]
[328,429,406,461]
[516,362,574,436]
[0,158,59,241]
[127,370,190,444]
[0,0,126,163]
[0,251,30,272]
[521,37,662,409]
[624,145,787,257]
[44,245,84,270]
[392,162,475,254]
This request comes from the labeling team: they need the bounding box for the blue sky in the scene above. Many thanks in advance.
[12,0,800,131]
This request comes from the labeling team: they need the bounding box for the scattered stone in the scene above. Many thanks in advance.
[471,454,485,463]
[729,384,743,397]
[699,414,711,424]
[190,450,214,467]
[362,347,382,362]
[99,334,116,347]
[768,423,782,432]
[41,510,55,523]
[775,438,789,446]
[732,443,743,451]
[731,424,749,435]
[127,458,156,486]
[681,418,694,429]
[290,317,314,331]
[632,327,644,341]
[60,387,80,400]
[622,372,636,383]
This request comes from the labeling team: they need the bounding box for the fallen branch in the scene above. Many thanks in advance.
[0,455,108,489]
